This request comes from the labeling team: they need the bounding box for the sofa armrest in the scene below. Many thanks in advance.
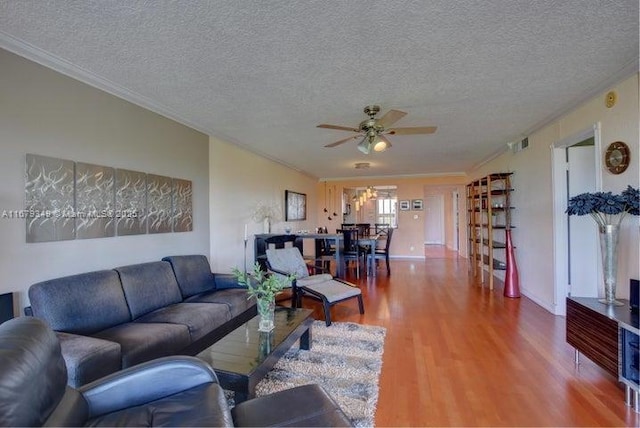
[214,273,247,289]
[79,356,218,418]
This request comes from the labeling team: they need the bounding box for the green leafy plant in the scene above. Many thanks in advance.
[232,262,293,302]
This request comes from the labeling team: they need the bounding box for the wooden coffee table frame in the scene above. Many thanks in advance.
[195,307,314,403]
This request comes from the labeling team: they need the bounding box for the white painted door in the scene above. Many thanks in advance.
[567,145,598,297]
[452,191,459,251]
[424,195,444,244]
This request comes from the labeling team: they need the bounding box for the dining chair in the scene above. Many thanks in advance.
[373,223,391,250]
[264,242,364,326]
[314,227,335,271]
[337,228,366,279]
[355,223,371,237]
[367,227,394,275]
[374,223,390,235]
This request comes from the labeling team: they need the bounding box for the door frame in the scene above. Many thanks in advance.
[551,122,602,316]
[451,190,459,251]
[423,194,445,245]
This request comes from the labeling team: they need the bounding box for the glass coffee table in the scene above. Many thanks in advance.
[196,307,314,403]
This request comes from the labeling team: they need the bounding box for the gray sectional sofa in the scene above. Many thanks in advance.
[27,255,256,387]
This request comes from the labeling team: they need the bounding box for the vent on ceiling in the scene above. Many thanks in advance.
[355,162,370,169]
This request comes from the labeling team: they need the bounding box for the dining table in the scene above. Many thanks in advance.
[254,232,381,279]
[292,232,381,278]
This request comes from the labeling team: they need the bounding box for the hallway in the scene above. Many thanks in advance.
[300,257,638,426]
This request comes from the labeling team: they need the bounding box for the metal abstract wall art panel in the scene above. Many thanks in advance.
[25,154,193,241]
[147,174,172,234]
[115,169,147,236]
[25,154,76,242]
[75,162,115,239]
[172,178,193,232]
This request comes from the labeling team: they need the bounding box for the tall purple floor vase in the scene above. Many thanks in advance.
[504,229,521,298]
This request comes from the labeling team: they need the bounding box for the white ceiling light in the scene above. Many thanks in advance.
[357,137,372,154]
[373,134,392,152]
[357,132,391,154]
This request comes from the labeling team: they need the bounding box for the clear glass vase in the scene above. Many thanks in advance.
[257,298,275,332]
[598,224,623,306]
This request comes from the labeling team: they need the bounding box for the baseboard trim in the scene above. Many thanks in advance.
[389,255,426,260]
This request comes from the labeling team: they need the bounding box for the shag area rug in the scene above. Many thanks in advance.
[230,321,386,427]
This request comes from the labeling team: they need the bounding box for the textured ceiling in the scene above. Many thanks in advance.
[0,1,638,179]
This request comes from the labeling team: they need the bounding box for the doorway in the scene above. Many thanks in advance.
[424,194,445,244]
[551,124,602,316]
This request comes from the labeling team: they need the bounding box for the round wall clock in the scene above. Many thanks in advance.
[604,141,630,174]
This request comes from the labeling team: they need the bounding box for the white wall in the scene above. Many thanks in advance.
[0,49,210,312]
[209,137,319,273]
[470,74,639,312]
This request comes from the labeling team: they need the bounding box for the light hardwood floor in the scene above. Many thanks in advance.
[299,250,639,427]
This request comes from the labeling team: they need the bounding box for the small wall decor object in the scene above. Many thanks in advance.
[146,174,173,234]
[172,178,193,232]
[604,141,630,175]
[75,162,115,239]
[115,169,147,236]
[605,90,617,108]
[399,200,410,211]
[411,199,424,210]
[25,154,75,242]
[251,202,280,233]
[285,190,307,221]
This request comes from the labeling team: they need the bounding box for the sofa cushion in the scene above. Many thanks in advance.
[184,289,255,318]
[29,270,132,335]
[94,322,190,368]
[162,255,217,298]
[115,262,183,319]
[85,382,233,427]
[56,332,121,388]
[134,303,232,341]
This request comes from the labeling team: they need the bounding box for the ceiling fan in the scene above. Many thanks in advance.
[317,105,437,154]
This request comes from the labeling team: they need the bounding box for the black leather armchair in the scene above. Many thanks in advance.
[0,317,352,427]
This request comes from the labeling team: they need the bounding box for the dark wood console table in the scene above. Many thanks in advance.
[566,297,639,412]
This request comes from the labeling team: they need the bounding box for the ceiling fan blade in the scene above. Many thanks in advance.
[377,109,407,128]
[324,135,360,148]
[317,124,359,132]
[387,126,437,135]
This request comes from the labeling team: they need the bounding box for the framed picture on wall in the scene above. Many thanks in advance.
[285,190,307,221]
[412,199,424,210]
[399,200,410,211]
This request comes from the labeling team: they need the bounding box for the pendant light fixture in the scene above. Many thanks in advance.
[327,186,332,220]
[323,181,329,214]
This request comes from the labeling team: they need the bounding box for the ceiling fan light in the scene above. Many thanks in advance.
[373,135,391,152]
[357,138,371,154]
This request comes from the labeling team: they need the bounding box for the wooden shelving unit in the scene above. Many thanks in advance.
[466,173,514,290]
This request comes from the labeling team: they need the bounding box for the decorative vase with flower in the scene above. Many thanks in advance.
[233,262,293,332]
[566,186,639,305]
[251,202,280,234]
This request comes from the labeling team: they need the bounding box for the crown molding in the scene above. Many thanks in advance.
[321,172,468,182]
